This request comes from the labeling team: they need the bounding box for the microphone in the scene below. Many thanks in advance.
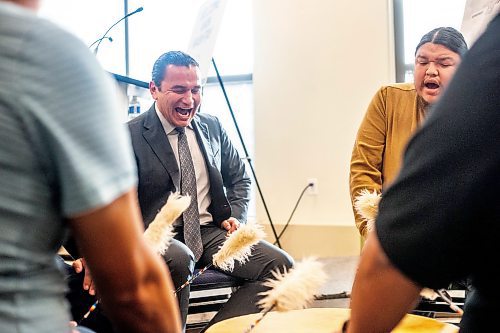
[88,36,113,49]
[90,7,144,55]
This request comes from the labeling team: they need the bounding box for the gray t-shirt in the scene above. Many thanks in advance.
[0,2,137,332]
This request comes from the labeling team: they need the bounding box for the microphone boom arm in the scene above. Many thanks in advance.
[91,7,143,55]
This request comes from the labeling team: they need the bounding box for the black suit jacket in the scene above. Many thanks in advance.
[128,104,251,228]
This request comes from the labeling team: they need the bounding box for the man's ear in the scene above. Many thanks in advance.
[149,81,158,100]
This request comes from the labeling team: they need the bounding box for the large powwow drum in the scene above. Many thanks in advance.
[205,308,458,333]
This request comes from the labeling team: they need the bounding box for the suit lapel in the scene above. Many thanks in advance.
[142,107,180,190]
[192,117,217,170]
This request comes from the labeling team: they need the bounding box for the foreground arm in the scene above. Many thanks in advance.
[69,189,181,333]
[347,232,421,333]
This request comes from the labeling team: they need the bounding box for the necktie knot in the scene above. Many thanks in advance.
[176,127,185,135]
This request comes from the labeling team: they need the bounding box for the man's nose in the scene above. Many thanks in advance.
[426,62,438,76]
[181,90,193,104]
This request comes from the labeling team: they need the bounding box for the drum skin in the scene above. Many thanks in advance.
[205,308,459,333]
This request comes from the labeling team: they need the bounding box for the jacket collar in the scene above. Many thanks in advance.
[142,105,180,189]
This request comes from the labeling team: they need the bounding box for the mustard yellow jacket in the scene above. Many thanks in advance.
[350,83,428,238]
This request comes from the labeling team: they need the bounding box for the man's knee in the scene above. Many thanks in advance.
[270,247,294,271]
[258,242,294,278]
[163,240,195,278]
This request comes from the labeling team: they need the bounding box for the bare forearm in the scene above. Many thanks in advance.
[348,232,421,333]
[98,250,181,333]
[70,190,181,333]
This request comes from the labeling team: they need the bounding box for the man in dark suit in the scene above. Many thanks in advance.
[128,51,293,331]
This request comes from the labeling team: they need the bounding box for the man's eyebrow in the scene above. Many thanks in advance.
[169,85,201,90]
[170,85,187,89]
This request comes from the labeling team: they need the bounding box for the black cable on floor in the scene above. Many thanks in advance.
[274,182,314,246]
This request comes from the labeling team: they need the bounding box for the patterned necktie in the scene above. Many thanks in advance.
[176,127,203,260]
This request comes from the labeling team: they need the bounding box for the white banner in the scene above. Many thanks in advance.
[187,0,228,83]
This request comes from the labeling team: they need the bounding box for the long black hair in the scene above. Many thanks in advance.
[415,27,468,57]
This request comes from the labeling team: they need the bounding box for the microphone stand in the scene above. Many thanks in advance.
[211,57,282,248]
[91,7,143,56]
[124,0,130,77]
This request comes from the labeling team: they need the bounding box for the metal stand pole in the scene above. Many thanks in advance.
[211,57,282,248]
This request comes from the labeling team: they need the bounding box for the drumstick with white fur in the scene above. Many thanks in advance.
[174,222,265,294]
[354,188,381,233]
[243,257,328,333]
[143,192,190,255]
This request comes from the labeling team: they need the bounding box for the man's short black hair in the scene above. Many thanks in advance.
[151,51,199,88]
